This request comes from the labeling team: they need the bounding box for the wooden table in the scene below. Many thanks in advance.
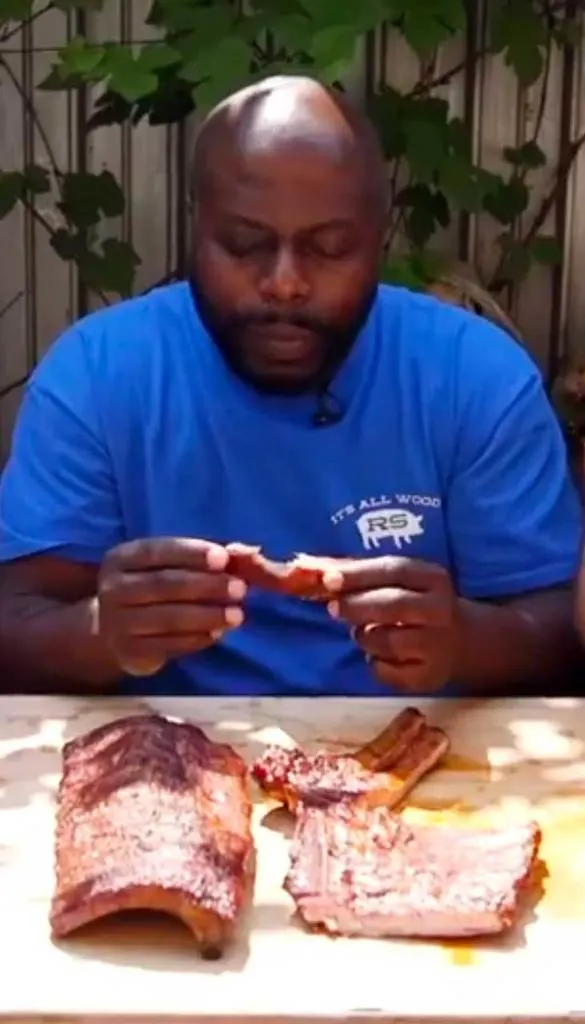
[1,695,585,1023]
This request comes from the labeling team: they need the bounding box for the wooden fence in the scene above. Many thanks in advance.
[1,1,585,458]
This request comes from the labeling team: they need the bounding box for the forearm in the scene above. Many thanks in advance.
[0,593,123,693]
[453,588,583,693]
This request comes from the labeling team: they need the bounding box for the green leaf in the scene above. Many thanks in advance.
[49,231,140,296]
[50,227,84,261]
[401,96,450,180]
[137,43,180,72]
[385,0,466,56]
[272,12,314,51]
[52,0,105,9]
[381,248,446,290]
[250,0,307,13]
[56,36,105,78]
[381,263,423,290]
[404,118,447,181]
[503,140,546,170]
[552,18,582,50]
[309,24,359,79]
[367,88,406,160]
[22,163,51,194]
[483,176,529,225]
[80,238,141,297]
[446,116,472,160]
[37,68,86,91]
[495,235,532,283]
[308,0,387,33]
[0,0,33,24]
[0,171,23,218]
[440,161,497,212]
[530,234,562,266]
[155,0,233,37]
[101,46,161,101]
[396,184,450,247]
[490,0,546,86]
[58,170,125,229]
[381,255,426,290]
[181,38,252,110]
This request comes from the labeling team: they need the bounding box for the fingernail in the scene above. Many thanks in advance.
[211,629,225,640]
[323,570,343,592]
[227,577,247,601]
[206,546,229,571]
[225,606,244,627]
[327,601,339,618]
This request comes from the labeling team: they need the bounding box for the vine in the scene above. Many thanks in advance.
[0,0,584,315]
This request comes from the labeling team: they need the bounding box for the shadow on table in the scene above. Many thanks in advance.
[54,906,256,973]
[51,897,312,974]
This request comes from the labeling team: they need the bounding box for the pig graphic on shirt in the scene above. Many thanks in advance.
[356,508,424,551]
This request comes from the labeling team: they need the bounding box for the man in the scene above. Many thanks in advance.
[0,75,581,697]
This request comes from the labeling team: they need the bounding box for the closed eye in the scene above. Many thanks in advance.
[222,234,275,258]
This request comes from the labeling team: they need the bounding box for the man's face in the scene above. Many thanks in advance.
[190,141,383,394]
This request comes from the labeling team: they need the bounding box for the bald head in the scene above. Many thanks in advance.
[191,75,387,212]
[188,75,386,396]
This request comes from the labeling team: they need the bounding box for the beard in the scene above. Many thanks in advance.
[188,272,378,397]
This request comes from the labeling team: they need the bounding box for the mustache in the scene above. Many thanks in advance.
[228,310,328,333]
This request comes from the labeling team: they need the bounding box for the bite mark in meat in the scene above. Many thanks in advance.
[251,708,449,812]
[50,714,255,959]
[226,543,350,599]
[284,801,542,938]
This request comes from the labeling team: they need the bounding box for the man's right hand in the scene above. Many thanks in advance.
[97,538,246,676]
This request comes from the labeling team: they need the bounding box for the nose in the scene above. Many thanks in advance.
[258,245,310,304]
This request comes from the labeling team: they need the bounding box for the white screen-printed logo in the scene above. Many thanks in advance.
[356,508,424,551]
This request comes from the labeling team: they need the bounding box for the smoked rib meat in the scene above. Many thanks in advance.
[251,707,450,812]
[50,714,255,958]
[226,544,349,599]
[284,800,542,938]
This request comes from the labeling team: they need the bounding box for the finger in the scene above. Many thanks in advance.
[329,588,448,627]
[109,602,244,637]
[115,633,221,676]
[369,657,447,693]
[100,569,247,608]
[107,537,229,574]
[323,556,449,595]
[354,623,427,663]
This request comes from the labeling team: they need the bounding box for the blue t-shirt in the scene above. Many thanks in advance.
[0,282,580,696]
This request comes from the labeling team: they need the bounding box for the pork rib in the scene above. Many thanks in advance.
[50,714,255,959]
[251,708,449,812]
[226,543,349,599]
[284,800,542,938]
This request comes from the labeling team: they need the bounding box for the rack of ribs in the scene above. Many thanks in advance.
[284,800,542,938]
[251,707,450,812]
[226,543,350,599]
[50,714,255,959]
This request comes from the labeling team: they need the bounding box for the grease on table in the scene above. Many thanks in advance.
[441,752,491,777]
[538,805,585,920]
[417,799,585,965]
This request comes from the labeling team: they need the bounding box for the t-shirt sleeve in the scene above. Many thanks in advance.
[446,317,582,599]
[0,326,124,564]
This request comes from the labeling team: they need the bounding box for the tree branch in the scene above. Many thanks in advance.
[0,1,54,44]
[524,129,585,245]
[0,51,61,183]
[0,290,24,321]
[0,374,30,401]
[490,129,585,291]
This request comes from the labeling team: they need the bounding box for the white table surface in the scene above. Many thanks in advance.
[1,694,584,1022]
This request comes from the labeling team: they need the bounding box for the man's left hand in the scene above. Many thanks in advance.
[324,556,461,692]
